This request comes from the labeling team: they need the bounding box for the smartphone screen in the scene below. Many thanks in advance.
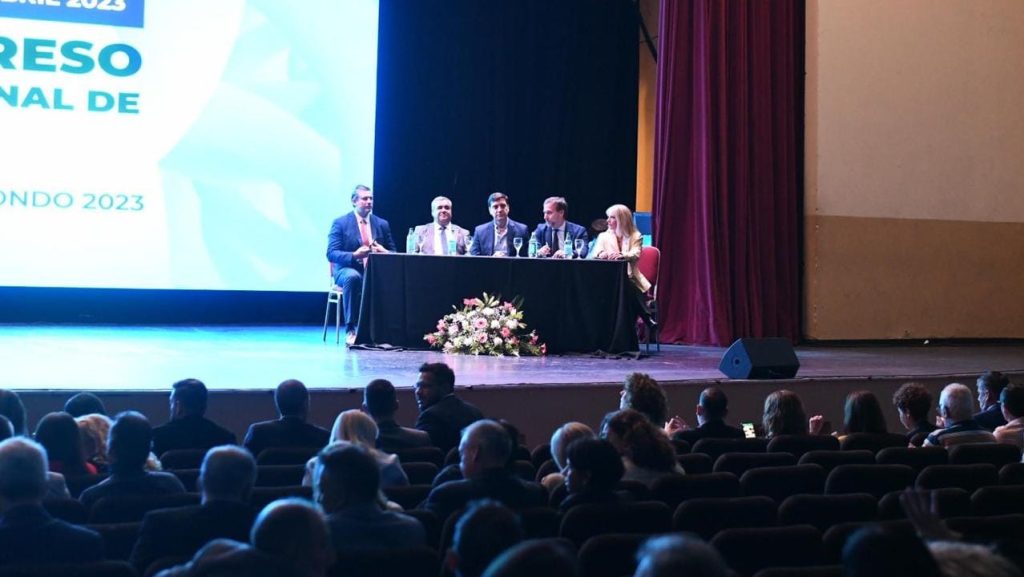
[741,422,756,439]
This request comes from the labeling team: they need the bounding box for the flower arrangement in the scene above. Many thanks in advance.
[425,293,546,356]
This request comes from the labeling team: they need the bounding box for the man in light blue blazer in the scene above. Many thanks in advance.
[469,192,530,257]
[326,185,396,344]
[531,196,589,259]
[413,196,470,255]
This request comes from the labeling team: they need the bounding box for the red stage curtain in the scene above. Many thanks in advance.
[653,0,804,346]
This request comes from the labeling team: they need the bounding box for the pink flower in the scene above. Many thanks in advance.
[425,334,437,345]
[500,327,511,338]
[473,317,488,330]
[463,298,476,306]
[530,333,539,344]
[476,332,488,343]
[509,337,519,346]
[437,321,447,331]
[539,343,547,355]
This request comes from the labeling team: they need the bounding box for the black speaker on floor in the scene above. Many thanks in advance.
[718,338,799,379]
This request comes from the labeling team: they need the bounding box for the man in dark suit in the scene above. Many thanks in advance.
[152,378,237,457]
[974,370,1009,431]
[469,192,530,257]
[671,387,745,444]
[414,363,484,454]
[363,379,431,452]
[531,196,589,259]
[130,445,258,573]
[244,379,330,458]
[0,437,103,565]
[326,184,397,345]
[421,420,546,524]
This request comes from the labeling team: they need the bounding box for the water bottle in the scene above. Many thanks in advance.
[528,238,538,258]
[447,236,457,256]
[406,228,416,254]
[564,234,573,259]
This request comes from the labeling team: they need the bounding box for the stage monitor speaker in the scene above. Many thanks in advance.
[718,338,799,379]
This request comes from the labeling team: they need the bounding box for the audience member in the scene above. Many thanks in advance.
[422,420,546,523]
[152,378,237,457]
[314,442,424,552]
[839,390,889,439]
[34,411,97,476]
[431,418,528,488]
[532,196,589,259]
[447,500,524,577]
[928,541,1021,577]
[671,387,745,444]
[363,378,431,451]
[560,438,625,512]
[470,192,531,257]
[243,379,329,458]
[0,437,103,565]
[481,539,579,577]
[540,422,595,491]
[924,383,997,448]
[80,411,186,509]
[0,416,70,499]
[130,445,258,573]
[975,371,1010,431]
[592,204,655,329]
[77,413,113,473]
[64,392,107,417]
[634,534,729,577]
[303,410,408,488]
[414,196,470,255]
[763,390,820,437]
[619,373,668,428]
[893,382,937,447]
[841,524,941,577]
[0,390,27,436]
[994,383,1024,448]
[415,362,485,454]
[602,409,684,486]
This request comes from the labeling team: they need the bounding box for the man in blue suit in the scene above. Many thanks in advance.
[327,185,397,345]
[470,192,530,257]
[532,196,589,259]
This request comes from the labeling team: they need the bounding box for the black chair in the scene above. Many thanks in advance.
[65,474,108,499]
[820,520,914,563]
[536,459,559,482]
[971,485,1024,516]
[616,479,651,501]
[714,452,797,478]
[384,484,432,511]
[394,446,445,469]
[249,485,312,510]
[798,450,875,475]
[777,493,877,531]
[741,464,826,502]
[1000,462,1024,485]
[670,439,691,455]
[948,443,1022,469]
[559,501,672,547]
[767,435,839,459]
[692,438,768,462]
[255,464,306,487]
[673,496,777,540]
[255,446,319,466]
[712,525,823,577]
[530,443,553,469]
[876,487,971,520]
[915,464,999,492]
[170,468,199,492]
[577,533,647,577]
[401,462,440,485]
[875,446,948,472]
[520,507,563,540]
[651,472,740,509]
[87,522,141,561]
[512,460,537,482]
[678,453,713,475]
[329,546,441,577]
[839,433,908,454]
[0,561,138,577]
[945,514,1024,542]
[402,509,441,553]
[824,464,916,498]
[89,493,200,523]
[42,497,88,524]
[158,449,206,470]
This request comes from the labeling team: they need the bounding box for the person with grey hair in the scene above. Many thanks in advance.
[130,445,258,573]
[634,534,729,577]
[924,383,997,448]
[0,437,103,565]
[414,196,470,255]
[422,420,546,523]
[540,422,595,491]
[928,541,1021,577]
[974,370,1010,431]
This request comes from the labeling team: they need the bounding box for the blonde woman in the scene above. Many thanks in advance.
[593,204,655,327]
[303,409,409,488]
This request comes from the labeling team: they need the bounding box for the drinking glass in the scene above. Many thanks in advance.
[466,237,475,255]
[513,237,524,257]
[574,238,585,259]
[416,236,425,254]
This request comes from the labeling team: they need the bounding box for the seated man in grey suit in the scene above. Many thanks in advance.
[363,379,432,452]
[414,196,470,255]
[532,196,589,259]
[470,192,530,257]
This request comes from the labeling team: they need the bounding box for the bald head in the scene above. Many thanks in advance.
[940,383,976,423]
[459,420,512,479]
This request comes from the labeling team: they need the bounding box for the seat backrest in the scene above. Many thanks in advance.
[1000,462,1024,485]
[714,452,797,478]
[824,464,916,498]
[255,464,307,487]
[401,462,440,485]
[401,509,441,552]
[559,501,672,547]
[971,485,1024,516]
[839,433,909,454]
[42,497,88,524]
[693,438,768,462]
[948,442,1022,468]
[651,472,740,509]
[65,474,108,499]
[711,525,823,577]
[89,493,200,524]
[87,522,141,561]
[256,446,320,466]
[394,446,445,469]
[637,246,661,295]
[767,435,839,459]
[577,533,647,577]
[171,468,200,492]
[249,485,312,510]
[877,487,971,520]
[945,513,1024,543]
[916,463,999,492]
[383,484,433,512]
[777,493,877,532]
[741,464,827,502]
[875,446,948,472]
[329,547,441,577]
[798,450,875,475]
[673,496,778,540]
[530,443,553,469]
[159,449,207,470]
[820,520,914,564]
[678,453,714,475]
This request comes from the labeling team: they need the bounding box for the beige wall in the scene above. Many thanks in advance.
[805,0,1024,339]
[635,0,658,213]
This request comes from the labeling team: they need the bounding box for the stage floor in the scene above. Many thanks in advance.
[2,324,1023,392]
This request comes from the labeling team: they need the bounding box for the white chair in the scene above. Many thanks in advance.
[322,264,343,344]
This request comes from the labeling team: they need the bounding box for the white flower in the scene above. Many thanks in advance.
[482,307,495,317]
[448,326,459,336]
[505,319,518,330]
[490,320,501,329]
[493,337,503,346]
[443,341,454,350]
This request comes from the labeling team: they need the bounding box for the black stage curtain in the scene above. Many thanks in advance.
[375,0,639,237]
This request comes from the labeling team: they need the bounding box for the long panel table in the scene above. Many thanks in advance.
[355,253,639,354]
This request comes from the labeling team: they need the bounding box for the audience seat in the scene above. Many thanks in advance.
[170,468,199,492]
[401,509,441,552]
[255,464,306,487]
[512,460,537,482]
[158,449,206,470]
[777,493,877,531]
[536,459,559,482]
[798,450,874,475]
[874,446,947,472]
[559,501,672,547]
[1000,462,1024,485]
[42,497,88,524]
[394,446,445,469]
[0,561,138,577]
[741,464,826,502]
[767,435,839,459]
[915,463,999,492]
[520,507,563,540]
[88,522,141,561]
[712,525,823,577]
[677,453,713,475]
[89,493,200,524]
[673,496,777,540]
[383,484,432,511]
[692,438,768,462]
[249,485,312,510]
[945,513,1024,542]
[971,485,1024,516]
[577,533,647,577]
[820,519,914,563]
[824,464,915,498]
[401,462,440,485]
[329,546,440,577]
[670,439,691,455]
[444,447,459,466]
[530,443,553,469]
[948,443,1022,469]
[838,433,908,454]
[65,474,108,499]
[142,555,190,577]
[651,472,740,509]
[714,452,797,478]
[876,487,971,520]
[616,479,651,502]
[753,566,843,577]
[255,446,320,466]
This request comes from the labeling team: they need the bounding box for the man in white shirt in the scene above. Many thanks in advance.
[413,196,469,255]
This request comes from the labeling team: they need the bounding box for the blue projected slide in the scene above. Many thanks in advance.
[0,0,379,291]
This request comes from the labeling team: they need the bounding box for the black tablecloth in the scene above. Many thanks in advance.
[355,253,639,354]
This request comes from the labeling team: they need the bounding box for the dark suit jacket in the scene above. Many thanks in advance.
[470,219,530,257]
[421,468,547,524]
[79,470,187,510]
[152,415,238,457]
[327,504,426,552]
[530,221,590,258]
[130,500,257,572]
[974,403,1008,432]
[327,212,397,271]
[243,417,330,458]
[672,419,746,445]
[0,504,103,565]
[376,419,432,452]
[415,394,485,454]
